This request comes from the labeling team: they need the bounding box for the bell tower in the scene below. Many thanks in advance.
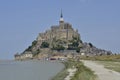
[59,10,64,29]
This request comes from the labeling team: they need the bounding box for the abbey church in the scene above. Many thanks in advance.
[37,12,80,43]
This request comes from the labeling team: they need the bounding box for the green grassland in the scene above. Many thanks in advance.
[71,61,96,80]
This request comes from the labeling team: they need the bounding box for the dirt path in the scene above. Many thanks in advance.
[64,68,77,80]
[82,60,120,80]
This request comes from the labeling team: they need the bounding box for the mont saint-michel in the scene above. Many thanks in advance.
[14,13,112,60]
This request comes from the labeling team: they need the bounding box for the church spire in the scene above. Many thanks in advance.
[59,10,64,29]
[60,10,64,22]
[61,10,63,18]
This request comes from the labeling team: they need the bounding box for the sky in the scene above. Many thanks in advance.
[0,0,120,59]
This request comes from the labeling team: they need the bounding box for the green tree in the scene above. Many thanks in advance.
[33,49,40,57]
[57,45,65,51]
[41,42,49,48]
[24,40,37,52]
[89,43,93,47]
[32,40,37,46]
[72,41,79,47]
[76,47,80,53]
[52,44,65,51]
[25,46,32,51]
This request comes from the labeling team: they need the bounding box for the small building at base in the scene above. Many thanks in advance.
[14,52,33,60]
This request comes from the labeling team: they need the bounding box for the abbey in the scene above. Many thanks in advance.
[37,12,80,43]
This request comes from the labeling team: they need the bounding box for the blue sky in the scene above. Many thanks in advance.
[0,0,120,59]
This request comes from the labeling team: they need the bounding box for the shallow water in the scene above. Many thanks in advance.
[0,60,64,80]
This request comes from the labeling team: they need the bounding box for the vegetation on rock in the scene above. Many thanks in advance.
[41,42,49,48]
[33,49,41,57]
[51,44,65,51]
[24,40,37,52]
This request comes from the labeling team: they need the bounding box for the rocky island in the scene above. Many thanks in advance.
[14,13,112,60]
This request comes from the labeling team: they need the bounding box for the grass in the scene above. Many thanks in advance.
[96,61,120,73]
[51,59,97,80]
[70,60,97,80]
[80,55,120,73]
[80,55,120,61]
[52,55,120,80]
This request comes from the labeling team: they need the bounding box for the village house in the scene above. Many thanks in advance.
[21,51,33,60]
[50,53,67,60]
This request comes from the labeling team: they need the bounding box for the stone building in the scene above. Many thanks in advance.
[14,52,33,60]
[20,51,33,60]
[36,12,80,44]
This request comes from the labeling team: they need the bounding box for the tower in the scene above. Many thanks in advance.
[59,10,64,29]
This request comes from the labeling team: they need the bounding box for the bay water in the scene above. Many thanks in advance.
[0,60,64,80]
